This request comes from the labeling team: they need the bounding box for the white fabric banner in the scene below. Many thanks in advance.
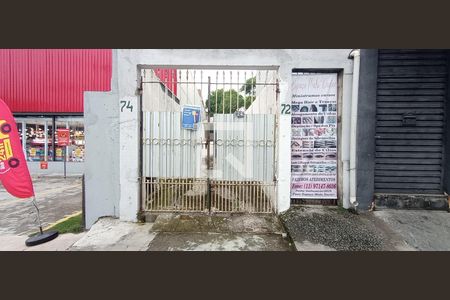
[291,73,338,199]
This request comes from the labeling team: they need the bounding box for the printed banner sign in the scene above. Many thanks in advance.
[182,105,201,130]
[291,73,338,199]
[0,98,35,198]
[57,128,70,146]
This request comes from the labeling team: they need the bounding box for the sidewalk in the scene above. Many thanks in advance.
[0,233,85,251]
[71,214,294,251]
[280,206,415,251]
[372,209,450,251]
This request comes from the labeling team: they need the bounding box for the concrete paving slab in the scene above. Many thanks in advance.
[0,233,85,251]
[69,214,292,251]
[70,218,156,251]
[294,241,337,251]
[25,233,85,251]
[373,209,450,251]
[151,213,284,234]
[147,232,293,251]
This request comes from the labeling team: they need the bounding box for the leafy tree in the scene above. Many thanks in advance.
[240,76,256,95]
[206,89,254,116]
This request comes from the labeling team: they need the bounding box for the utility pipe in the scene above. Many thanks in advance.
[348,49,361,209]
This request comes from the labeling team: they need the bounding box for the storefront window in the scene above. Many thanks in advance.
[24,118,48,162]
[56,117,84,162]
[16,122,23,145]
[47,120,54,161]
[55,119,67,161]
[13,116,84,162]
[69,118,85,162]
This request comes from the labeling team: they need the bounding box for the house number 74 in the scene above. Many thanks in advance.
[120,100,134,112]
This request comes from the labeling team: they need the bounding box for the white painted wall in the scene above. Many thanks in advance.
[85,49,354,224]
[83,50,120,228]
[84,91,120,227]
[117,49,353,221]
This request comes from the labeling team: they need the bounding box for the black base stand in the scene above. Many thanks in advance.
[25,197,59,247]
[25,229,59,247]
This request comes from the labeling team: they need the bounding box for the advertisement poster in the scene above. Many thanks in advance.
[291,73,338,199]
[182,105,201,130]
[57,128,70,146]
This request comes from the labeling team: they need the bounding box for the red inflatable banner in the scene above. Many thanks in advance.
[0,98,34,198]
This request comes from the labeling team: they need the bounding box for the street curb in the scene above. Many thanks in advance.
[43,211,82,231]
[277,212,298,251]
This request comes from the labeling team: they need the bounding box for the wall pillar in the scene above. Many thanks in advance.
[355,49,378,210]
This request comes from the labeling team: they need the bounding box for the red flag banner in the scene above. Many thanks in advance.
[0,98,34,198]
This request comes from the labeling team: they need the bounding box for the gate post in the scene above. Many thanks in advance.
[119,95,140,222]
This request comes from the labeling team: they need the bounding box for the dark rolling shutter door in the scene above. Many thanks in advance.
[375,49,448,194]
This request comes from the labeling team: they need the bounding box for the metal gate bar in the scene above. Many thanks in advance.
[144,178,208,212]
[141,68,279,214]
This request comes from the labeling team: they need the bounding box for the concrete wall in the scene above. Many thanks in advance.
[84,91,120,227]
[113,49,354,222]
[27,161,84,176]
[83,50,120,228]
[355,49,378,209]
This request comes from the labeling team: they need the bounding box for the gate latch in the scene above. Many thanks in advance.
[402,113,416,126]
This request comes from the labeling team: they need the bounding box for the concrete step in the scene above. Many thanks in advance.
[374,193,449,211]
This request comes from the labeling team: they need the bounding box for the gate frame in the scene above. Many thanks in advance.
[137,65,281,215]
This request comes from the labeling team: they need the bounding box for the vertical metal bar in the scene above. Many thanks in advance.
[207,76,212,212]
[236,72,240,112]
[250,72,255,112]
[44,121,48,162]
[273,79,280,211]
[258,71,262,114]
[52,116,56,161]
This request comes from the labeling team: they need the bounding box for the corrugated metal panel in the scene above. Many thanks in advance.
[213,114,275,182]
[375,49,449,194]
[142,111,204,179]
[0,49,112,113]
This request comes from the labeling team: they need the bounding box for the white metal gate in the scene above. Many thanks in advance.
[141,68,279,213]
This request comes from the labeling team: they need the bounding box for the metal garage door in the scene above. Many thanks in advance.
[375,49,449,194]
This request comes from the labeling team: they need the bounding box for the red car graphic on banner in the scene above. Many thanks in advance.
[0,120,20,174]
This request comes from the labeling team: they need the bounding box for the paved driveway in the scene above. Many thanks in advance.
[0,176,82,236]
[71,214,294,251]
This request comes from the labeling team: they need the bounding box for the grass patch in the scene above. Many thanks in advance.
[29,213,85,237]
[48,213,84,234]
[29,213,84,237]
